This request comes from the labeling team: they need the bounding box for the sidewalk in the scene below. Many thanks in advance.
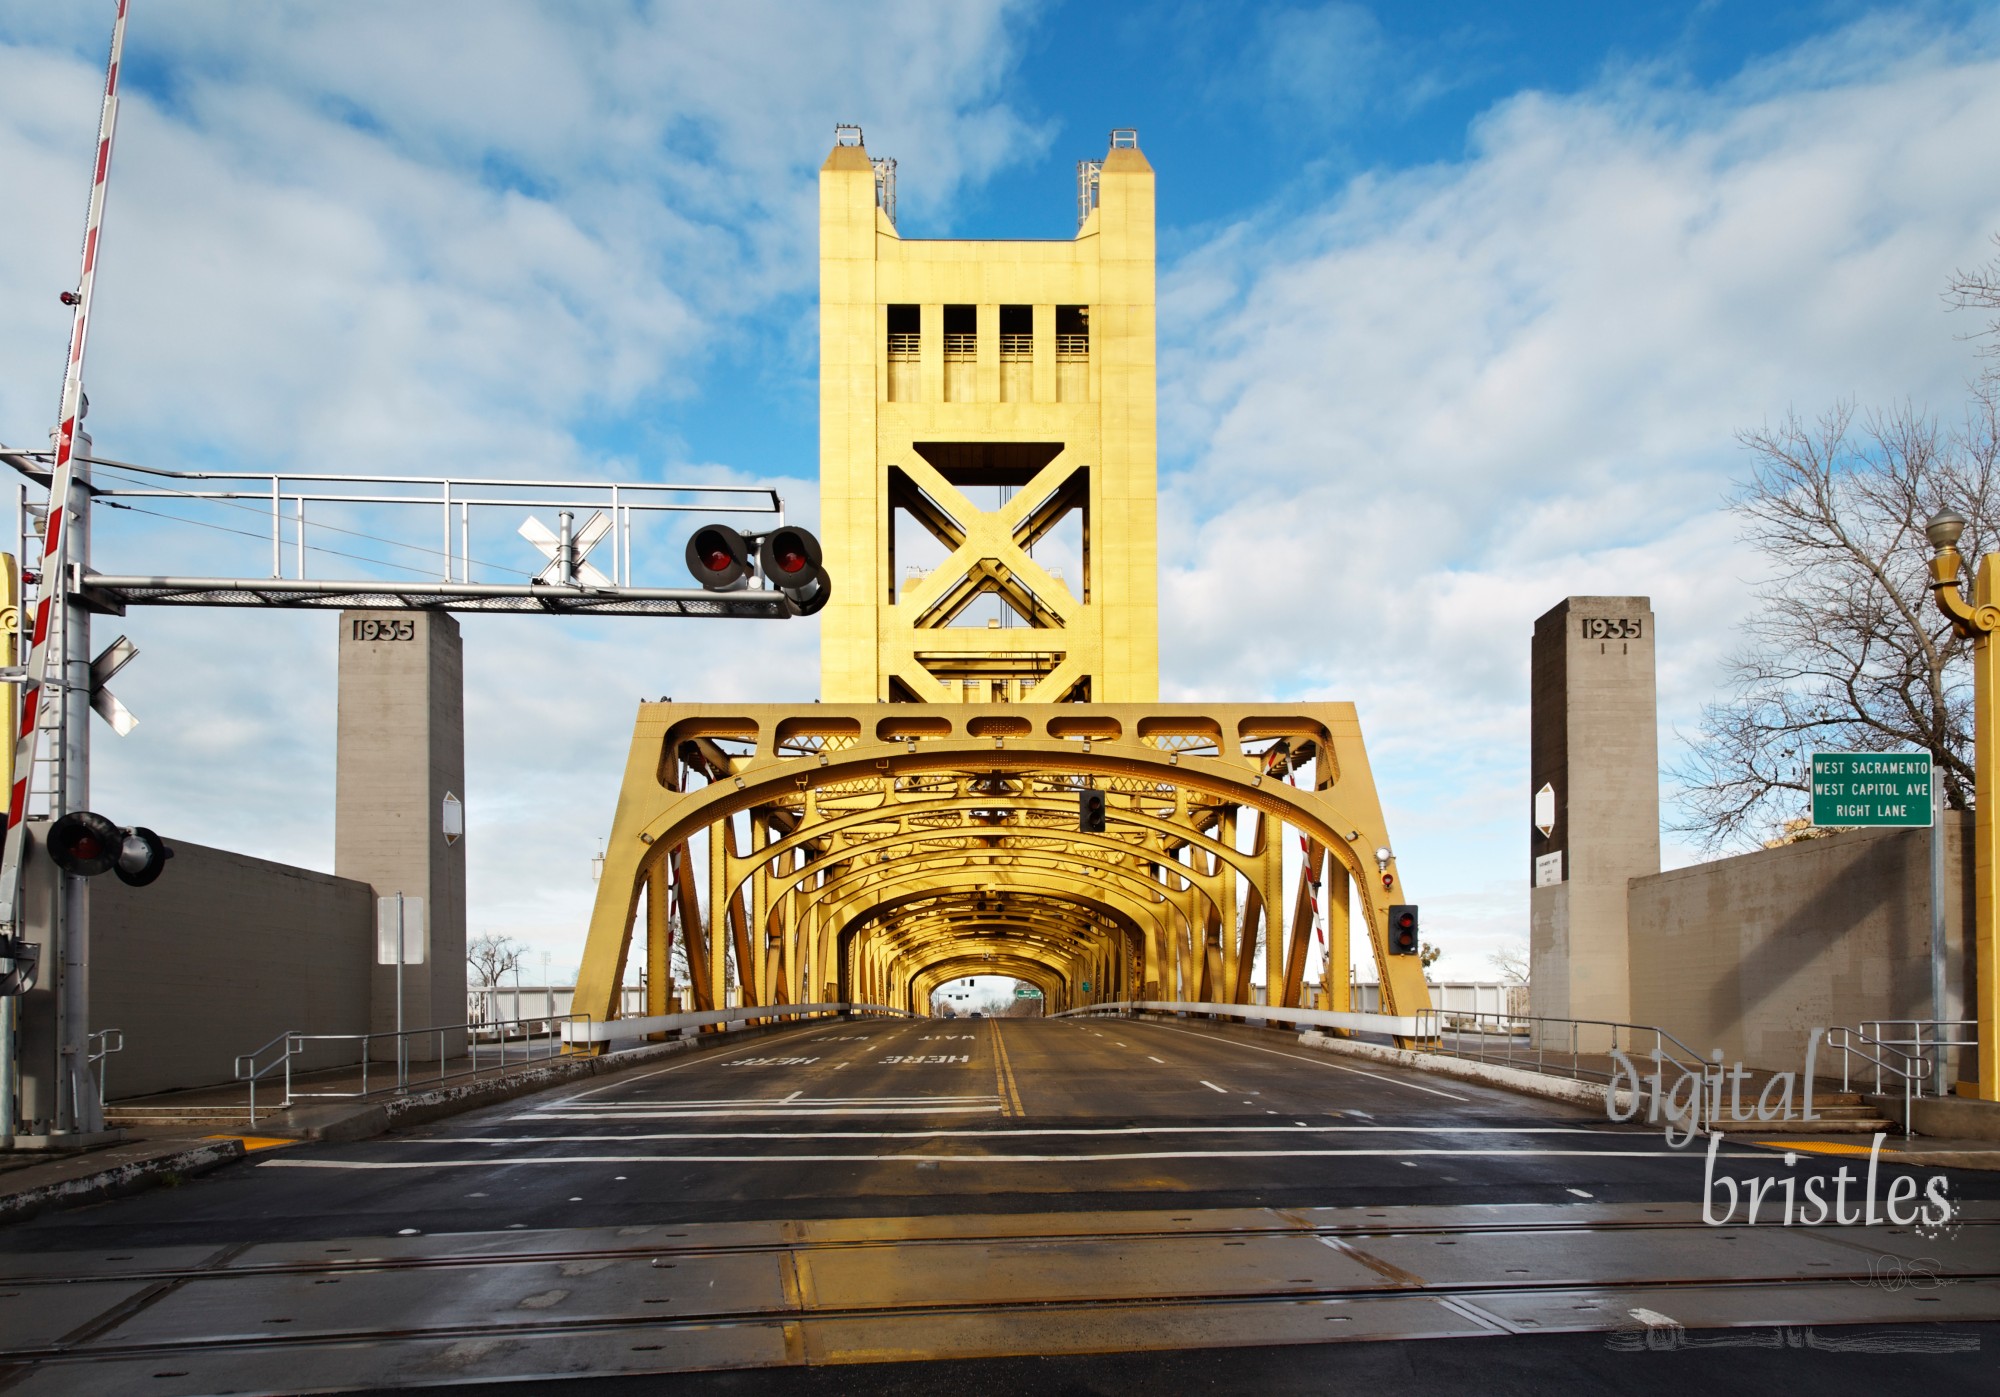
[1295,1027,2000,1171]
[0,1019,791,1226]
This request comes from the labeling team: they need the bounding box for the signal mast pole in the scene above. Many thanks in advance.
[0,0,129,1138]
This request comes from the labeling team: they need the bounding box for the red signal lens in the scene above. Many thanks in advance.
[694,531,732,572]
[74,835,101,860]
[774,544,808,574]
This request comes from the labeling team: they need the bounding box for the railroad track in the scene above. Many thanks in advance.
[2,1202,1997,1392]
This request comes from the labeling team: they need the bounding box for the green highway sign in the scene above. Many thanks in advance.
[1810,752,1933,827]
[1014,986,1042,998]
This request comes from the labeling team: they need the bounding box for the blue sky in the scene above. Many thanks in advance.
[3,1,1999,985]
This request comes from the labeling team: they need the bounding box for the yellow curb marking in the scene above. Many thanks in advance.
[1752,1140,1885,1156]
[204,1134,296,1152]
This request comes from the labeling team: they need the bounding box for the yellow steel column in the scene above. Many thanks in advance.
[1973,559,2000,1099]
[1927,514,1997,1099]
[1325,859,1351,1013]
[707,824,731,1011]
[645,859,670,1023]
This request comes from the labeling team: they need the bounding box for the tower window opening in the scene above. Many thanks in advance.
[1000,304,1032,402]
[1056,305,1090,402]
[886,304,919,402]
[943,304,976,402]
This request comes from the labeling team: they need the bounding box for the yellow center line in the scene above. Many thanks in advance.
[991,1023,1025,1117]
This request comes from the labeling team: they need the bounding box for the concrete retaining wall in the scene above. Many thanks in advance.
[1626,817,1975,1076]
[92,840,375,1099]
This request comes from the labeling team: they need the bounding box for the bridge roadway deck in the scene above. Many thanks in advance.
[2,1015,1998,1393]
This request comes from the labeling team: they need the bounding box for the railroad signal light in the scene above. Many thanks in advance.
[687,524,833,616]
[685,525,752,589]
[1388,905,1419,956]
[44,811,173,886]
[1079,788,1106,833]
[759,526,831,617]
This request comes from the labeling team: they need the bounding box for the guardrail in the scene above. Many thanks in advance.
[234,1013,591,1125]
[1829,1023,1953,1138]
[1415,1008,1712,1092]
[1054,1000,1423,1037]
[561,1002,908,1045]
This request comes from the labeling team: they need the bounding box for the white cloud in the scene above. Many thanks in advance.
[1156,24,2000,979]
[0,2,1038,984]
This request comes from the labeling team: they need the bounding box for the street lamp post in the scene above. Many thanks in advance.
[1925,508,1998,1102]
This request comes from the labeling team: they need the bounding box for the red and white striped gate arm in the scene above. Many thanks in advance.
[0,0,130,926]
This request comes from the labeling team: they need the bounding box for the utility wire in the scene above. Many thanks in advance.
[101,501,472,580]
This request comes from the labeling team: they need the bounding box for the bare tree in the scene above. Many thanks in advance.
[468,932,523,988]
[1948,235,2000,384]
[1487,945,1528,987]
[1675,394,2000,847]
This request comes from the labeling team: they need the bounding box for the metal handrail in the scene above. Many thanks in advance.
[1858,1019,1976,1096]
[1828,1025,1928,1139]
[232,1030,298,1127]
[1417,1007,1711,1077]
[85,1028,123,1111]
[1056,999,1421,1037]
[233,1013,591,1126]
[1415,1008,1725,1129]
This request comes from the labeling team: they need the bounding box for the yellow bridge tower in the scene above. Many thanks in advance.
[573,129,1429,1026]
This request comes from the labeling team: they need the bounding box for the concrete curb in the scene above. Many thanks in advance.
[0,1136,246,1226]
[1294,1030,1636,1116]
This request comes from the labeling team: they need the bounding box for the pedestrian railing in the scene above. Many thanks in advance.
[560,1001,907,1044]
[1415,1008,1714,1099]
[1055,999,1423,1037]
[233,1013,591,1125]
[1824,1025,1930,1139]
[1848,1018,1976,1098]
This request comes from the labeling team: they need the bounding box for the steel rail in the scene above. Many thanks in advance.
[8,1266,1996,1369]
[8,1208,1995,1291]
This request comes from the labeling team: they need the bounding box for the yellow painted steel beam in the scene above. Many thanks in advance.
[574,702,1428,1040]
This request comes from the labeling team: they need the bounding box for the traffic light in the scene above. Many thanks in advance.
[1079,788,1106,833]
[1388,905,1419,956]
[45,810,173,886]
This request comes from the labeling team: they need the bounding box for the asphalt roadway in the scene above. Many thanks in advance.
[2,1014,1998,1394]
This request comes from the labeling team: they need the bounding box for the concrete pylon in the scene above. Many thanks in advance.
[1529,596,1659,1025]
[335,611,466,1059]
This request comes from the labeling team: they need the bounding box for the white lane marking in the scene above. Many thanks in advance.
[1199,1080,1227,1094]
[1568,1188,1594,1198]
[263,1148,1774,1170]
[1132,1022,1473,1101]
[524,1104,1008,1112]
[426,1126,1607,1144]
[533,1095,1003,1109]
[1147,1056,1166,1064]
[555,1022,839,1103]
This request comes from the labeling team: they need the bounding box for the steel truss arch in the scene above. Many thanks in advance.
[575,703,1430,1031]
